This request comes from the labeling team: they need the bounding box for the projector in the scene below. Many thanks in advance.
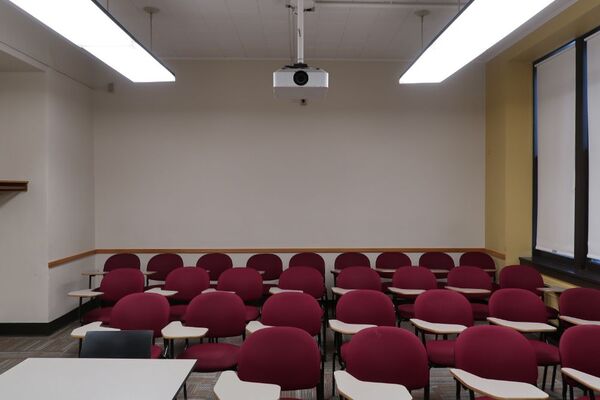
[273,64,329,100]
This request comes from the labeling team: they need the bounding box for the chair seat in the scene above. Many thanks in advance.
[151,344,163,359]
[471,303,489,320]
[82,307,112,324]
[426,340,455,367]
[178,343,240,372]
[528,340,560,365]
[145,283,164,290]
[245,305,260,322]
[397,304,415,319]
[169,304,188,322]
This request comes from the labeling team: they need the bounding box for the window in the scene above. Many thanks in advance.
[587,32,600,263]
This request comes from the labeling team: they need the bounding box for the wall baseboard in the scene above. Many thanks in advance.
[0,302,94,336]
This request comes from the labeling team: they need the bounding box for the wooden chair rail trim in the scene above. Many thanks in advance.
[48,247,506,268]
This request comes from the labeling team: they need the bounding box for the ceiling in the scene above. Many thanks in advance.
[103,0,472,61]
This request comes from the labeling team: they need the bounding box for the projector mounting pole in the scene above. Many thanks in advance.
[296,0,305,66]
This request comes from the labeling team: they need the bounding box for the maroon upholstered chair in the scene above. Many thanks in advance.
[335,252,370,270]
[499,265,558,320]
[333,290,396,371]
[289,252,326,277]
[178,292,246,372]
[146,253,183,287]
[164,267,210,321]
[459,251,495,270]
[336,266,382,291]
[237,327,324,399]
[82,269,145,324]
[196,253,233,284]
[559,325,600,400]
[447,266,493,321]
[343,326,430,399]
[246,253,283,294]
[376,252,411,269]
[278,267,326,299]
[390,267,438,320]
[419,252,455,271]
[413,289,473,368]
[109,293,170,358]
[455,325,538,385]
[217,268,263,322]
[489,288,560,390]
[103,253,141,272]
[261,292,322,338]
[559,288,600,322]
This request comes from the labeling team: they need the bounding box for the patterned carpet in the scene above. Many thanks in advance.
[0,320,570,399]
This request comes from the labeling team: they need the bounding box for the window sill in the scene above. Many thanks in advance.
[520,257,600,288]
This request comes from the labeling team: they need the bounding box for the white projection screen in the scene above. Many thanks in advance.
[535,45,576,258]
[587,32,600,261]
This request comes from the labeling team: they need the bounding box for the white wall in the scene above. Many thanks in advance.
[0,72,49,322]
[46,71,95,321]
[94,60,485,249]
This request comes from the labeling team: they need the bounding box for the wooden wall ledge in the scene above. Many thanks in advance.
[0,181,28,192]
[48,247,506,269]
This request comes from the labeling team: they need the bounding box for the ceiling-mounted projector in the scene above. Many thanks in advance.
[273,0,328,101]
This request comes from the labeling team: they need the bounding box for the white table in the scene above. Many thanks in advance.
[410,318,467,335]
[161,321,208,358]
[446,286,491,295]
[334,371,412,400]
[268,287,303,295]
[559,315,600,326]
[388,287,425,296]
[561,368,600,392]
[144,288,178,297]
[0,358,195,400]
[374,268,398,275]
[246,320,272,335]
[537,286,567,294]
[68,290,103,323]
[332,287,356,296]
[82,270,156,288]
[486,317,556,333]
[71,322,119,340]
[214,370,280,400]
[329,319,375,335]
[449,368,549,399]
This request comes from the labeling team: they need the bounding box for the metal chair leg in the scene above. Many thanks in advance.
[542,366,548,390]
[551,365,557,391]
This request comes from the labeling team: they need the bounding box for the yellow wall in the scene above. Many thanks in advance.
[485,0,600,269]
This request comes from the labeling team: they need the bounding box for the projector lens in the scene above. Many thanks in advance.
[293,70,309,86]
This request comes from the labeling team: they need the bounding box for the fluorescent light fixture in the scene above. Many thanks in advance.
[7,0,175,83]
[399,0,555,84]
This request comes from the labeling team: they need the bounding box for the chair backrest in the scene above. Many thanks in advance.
[419,252,455,271]
[335,252,370,270]
[237,327,321,392]
[246,253,283,281]
[559,288,600,321]
[261,292,322,336]
[196,253,233,281]
[560,325,600,378]
[184,292,246,338]
[103,253,141,272]
[392,267,437,290]
[414,289,473,326]
[336,290,396,326]
[110,293,170,338]
[147,253,184,281]
[488,288,547,323]
[376,252,411,270]
[459,252,495,270]
[217,268,263,302]
[164,267,210,303]
[455,325,538,384]
[345,326,429,390]
[278,267,325,299]
[99,269,145,304]
[289,252,325,277]
[447,266,493,290]
[498,265,544,294]
[80,331,153,359]
[337,266,382,291]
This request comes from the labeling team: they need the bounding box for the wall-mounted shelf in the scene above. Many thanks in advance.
[0,181,29,192]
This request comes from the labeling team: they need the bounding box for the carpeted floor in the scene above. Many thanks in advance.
[0,320,572,399]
